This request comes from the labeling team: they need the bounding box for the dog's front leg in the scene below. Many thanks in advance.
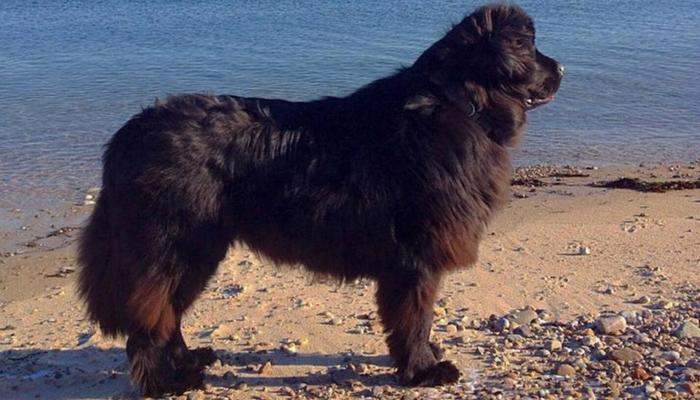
[375,269,460,386]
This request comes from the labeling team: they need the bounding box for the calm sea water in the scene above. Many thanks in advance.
[1,1,699,210]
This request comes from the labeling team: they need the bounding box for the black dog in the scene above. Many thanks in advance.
[78,4,562,396]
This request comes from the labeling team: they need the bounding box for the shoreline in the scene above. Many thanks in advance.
[1,162,698,399]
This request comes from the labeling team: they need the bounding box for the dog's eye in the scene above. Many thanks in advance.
[514,36,535,49]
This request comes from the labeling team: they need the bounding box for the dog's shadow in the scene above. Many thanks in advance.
[0,346,396,399]
[213,348,395,388]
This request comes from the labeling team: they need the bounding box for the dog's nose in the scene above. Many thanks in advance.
[557,64,565,77]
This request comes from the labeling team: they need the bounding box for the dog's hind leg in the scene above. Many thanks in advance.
[125,274,208,396]
[376,269,460,386]
[127,235,228,396]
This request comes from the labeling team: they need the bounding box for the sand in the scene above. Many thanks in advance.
[0,162,698,399]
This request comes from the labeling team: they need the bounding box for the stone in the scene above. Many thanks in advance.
[581,328,596,336]
[644,384,656,395]
[633,333,652,344]
[654,300,675,310]
[187,391,204,400]
[679,382,698,395]
[660,351,680,362]
[605,360,622,375]
[631,367,650,380]
[608,381,621,397]
[514,325,534,338]
[508,308,539,326]
[596,315,627,335]
[610,348,643,364]
[546,339,562,352]
[535,349,551,357]
[620,310,638,324]
[281,343,298,355]
[258,361,273,375]
[445,324,458,334]
[491,317,510,332]
[506,334,524,344]
[582,335,601,347]
[674,320,700,338]
[556,364,576,376]
[401,392,419,400]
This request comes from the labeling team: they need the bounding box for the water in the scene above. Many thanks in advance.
[1,1,699,211]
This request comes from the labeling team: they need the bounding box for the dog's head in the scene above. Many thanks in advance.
[411,4,562,142]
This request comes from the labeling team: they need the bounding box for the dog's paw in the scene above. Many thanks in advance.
[403,360,460,387]
[189,346,218,368]
[141,367,205,397]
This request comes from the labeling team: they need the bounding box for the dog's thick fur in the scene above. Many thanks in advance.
[78,4,562,396]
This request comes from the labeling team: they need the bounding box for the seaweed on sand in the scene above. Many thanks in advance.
[594,178,700,193]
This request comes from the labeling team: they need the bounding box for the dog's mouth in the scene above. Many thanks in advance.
[525,94,555,109]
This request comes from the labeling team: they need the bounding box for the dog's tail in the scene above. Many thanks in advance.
[77,188,179,343]
[77,190,129,337]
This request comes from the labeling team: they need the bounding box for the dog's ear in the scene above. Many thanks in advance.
[462,4,536,81]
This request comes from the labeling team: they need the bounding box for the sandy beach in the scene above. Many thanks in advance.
[1,162,698,399]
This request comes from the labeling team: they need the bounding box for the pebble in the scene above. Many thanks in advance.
[445,324,458,334]
[582,328,596,336]
[434,306,447,318]
[634,295,651,304]
[508,308,538,326]
[620,310,638,324]
[674,320,700,338]
[556,364,576,376]
[654,300,676,310]
[608,381,621,397]
[258,361,273,375]
[645,384,656,395]
[631,367,650,380]
[679,382,698,395]
[545,339,562,352]
[659,351,680,362]
[280,343,298,355]
[610,348,643,364]
[535,349,551,358]
[513,325,534,338]
[596,315,627,335]
[633,333,652,344]
[505,334,524,345]
[187,391,204,400]
[491,317,510,332]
